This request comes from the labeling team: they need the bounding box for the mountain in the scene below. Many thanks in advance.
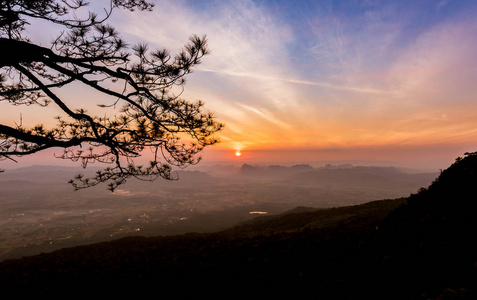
[237,163,315,177]
[236,163,436,187]
[267,163,314,174]
[288,165,436,188]
[353,152,477,299]
[236,163,267,177]
[1,153,477,298]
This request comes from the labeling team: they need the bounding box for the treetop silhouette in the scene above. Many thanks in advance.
[0,0,223,190]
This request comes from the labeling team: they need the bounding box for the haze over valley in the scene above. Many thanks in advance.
[0,162,438,261]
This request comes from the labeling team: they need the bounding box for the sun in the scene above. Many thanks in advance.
[235,150,242,157]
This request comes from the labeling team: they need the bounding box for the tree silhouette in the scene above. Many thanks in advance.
[0,0,223,190]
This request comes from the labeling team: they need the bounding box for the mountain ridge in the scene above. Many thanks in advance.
[1,153,477,298]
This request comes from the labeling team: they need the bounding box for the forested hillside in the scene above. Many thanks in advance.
[1,153,477,299]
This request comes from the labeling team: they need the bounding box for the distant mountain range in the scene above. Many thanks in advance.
[1,162,436,185]
[237,162,437,190]
[1,153,477,298]
[238,163,314,176]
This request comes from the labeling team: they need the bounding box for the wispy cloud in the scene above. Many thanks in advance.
[115,0,300,131]
[237,104,291,128]
[197,67,388,94]
[111,0,477,155]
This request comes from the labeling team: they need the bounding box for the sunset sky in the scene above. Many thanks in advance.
[3,0,477,170]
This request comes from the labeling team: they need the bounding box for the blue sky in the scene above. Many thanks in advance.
[2,0,477,170]
[111,0,477,167]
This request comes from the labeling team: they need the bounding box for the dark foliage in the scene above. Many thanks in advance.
[1,153,477,298]
[0,0,223,190]
[0,200,400,298]
[354,152,477,299]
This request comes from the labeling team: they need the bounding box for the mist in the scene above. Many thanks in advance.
[0,162,438,261]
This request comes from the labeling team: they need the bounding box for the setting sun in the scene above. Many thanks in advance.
[235,150,242,157]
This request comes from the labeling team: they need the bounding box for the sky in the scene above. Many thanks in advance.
[3,0,477,171]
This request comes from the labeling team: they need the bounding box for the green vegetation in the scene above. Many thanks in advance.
[1,153,477,298]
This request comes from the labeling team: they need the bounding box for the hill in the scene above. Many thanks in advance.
[0,163,437,261]
[1,153,477,298]
[353,152,477,299]
[0,198,405,298]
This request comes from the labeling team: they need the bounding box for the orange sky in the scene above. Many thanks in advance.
[2,0,477,172]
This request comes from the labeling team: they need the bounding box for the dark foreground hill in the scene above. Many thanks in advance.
[1,153,477,299]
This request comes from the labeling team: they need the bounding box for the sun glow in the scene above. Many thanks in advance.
[235,150,242,157]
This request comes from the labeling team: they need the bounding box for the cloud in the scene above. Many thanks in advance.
[110,0,477,152]
[237,104,291,128]
[111,0,305,146]
[197,67,388,94]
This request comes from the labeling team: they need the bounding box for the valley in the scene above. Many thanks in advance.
[0,163,438,260]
